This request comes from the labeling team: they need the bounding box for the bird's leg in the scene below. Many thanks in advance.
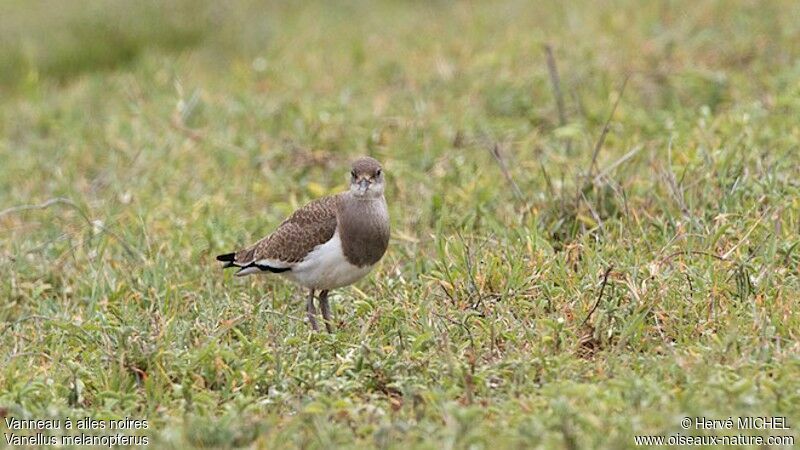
[306,289,318,331]
[319,290,333,333]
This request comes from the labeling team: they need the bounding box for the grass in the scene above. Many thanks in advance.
[1,0,799,448]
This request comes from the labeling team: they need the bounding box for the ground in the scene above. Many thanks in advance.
[1,0,799,448]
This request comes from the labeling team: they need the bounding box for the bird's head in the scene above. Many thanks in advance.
[349,156,384,198]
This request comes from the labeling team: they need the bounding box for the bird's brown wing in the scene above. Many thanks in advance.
[232,194,341,267]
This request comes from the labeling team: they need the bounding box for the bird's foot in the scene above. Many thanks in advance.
[319,290,334,333]
[306,289,319,331]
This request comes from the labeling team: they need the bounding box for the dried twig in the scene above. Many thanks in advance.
[593,145,642,183]
[656,207,771,266]
[572,76,630,221]
[721,209,770,260]
[0,315,51,336]
[663,137,689,216]
[0,197,87,221]
[0,197,144,261]
[579,265,613,328]
[579,190,606,234]
[657,250,728,266]
[540,162,555,198]
[257,298,305,322]
[489,143,525,203]
[587,75,630,180]
[543,44,567,127]
[438,281,457,306]
[456,230,486,311]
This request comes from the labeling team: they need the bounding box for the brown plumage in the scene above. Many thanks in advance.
[216,156,390,332]
[233,194,341,266]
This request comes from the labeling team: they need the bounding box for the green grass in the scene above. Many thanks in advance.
[1,0,799,448]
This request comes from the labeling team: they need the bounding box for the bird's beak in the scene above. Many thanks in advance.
[358,178,370,191]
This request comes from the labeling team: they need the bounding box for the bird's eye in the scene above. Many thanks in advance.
[376,169,382,177]
[351,170,356,178]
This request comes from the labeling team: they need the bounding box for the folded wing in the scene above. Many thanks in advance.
[217,194,340,277]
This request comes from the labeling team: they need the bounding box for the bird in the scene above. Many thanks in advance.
[216,156,390,332]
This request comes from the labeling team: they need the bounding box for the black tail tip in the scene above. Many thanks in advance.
[216,252,235,262]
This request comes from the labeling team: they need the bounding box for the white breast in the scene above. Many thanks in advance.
[282,230,374,290]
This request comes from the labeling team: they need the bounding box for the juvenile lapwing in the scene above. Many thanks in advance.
[217,157,390,332]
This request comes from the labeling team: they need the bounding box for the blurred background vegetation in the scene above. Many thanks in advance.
[1,0,799,448]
